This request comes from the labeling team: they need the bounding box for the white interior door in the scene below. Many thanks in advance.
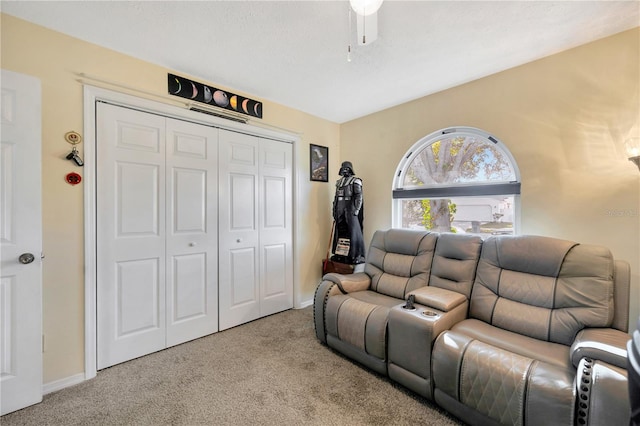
[97,104,220,369]
[97,103,167,369]
[218,130,260,330]
[259,139,293,317]
[0,70,43,415]
[219,131,293,330]
[165,118,218,347]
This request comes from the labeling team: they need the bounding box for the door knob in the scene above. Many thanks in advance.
[19,253,35,264]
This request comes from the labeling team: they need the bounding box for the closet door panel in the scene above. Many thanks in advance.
[97,103,167,370]
[218,129,260,330]
[98,106,219,368]
[229,173,256,230]
[259,139,293,316]
[263,244,287,298]
[165,118,218,347]
[171,253,206,320]
[117,163,160,235]
[229,247,257,305]
[116,258,161,336]
[172,168,206,233]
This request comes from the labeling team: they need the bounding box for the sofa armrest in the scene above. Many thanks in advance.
[407,286,466,312]
[314,273,371,343]
[313,280,334,343]
[575,358,629,426]
[322,272,371,294]
[388,300,469,400]
[570,328,630,369]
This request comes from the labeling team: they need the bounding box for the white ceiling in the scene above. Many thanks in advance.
[2,1,638,123]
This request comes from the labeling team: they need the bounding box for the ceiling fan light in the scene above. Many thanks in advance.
[625,137,640,158]
[349,0,383,16]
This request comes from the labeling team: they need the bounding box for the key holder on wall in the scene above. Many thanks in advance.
[65,131,84,166]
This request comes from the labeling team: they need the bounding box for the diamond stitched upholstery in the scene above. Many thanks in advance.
[429,233,483,299]
[322,229,438,368]
[500,270,555,307]
[336,298,377,351]
[315,232,629,426]
[461,340,533,426]
[365,229,438,298]
[324,294,393,360]
[431,234,620,425]
[470,235,614,345]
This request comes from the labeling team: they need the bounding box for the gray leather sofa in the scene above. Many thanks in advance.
[629,316,640,425]
[313,229,632,426]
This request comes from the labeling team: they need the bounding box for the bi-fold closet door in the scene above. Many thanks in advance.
[218,129,293,331]
[96,103,293,370]
[97,103,218,369]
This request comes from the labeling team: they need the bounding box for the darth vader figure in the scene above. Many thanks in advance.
[331,161,365,264]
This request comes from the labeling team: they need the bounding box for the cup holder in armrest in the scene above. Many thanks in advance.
[421,310,439,318]
[402,306,417,311]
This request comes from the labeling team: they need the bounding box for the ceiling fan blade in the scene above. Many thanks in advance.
[356,11,378,46]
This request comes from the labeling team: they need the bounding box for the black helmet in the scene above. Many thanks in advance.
[339,161,355,176]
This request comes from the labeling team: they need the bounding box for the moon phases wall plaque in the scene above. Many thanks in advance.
[168,73,263,119]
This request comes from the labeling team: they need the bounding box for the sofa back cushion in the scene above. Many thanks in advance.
[365,229,438,299]
[429,233,483,299]
[470,235,614,345]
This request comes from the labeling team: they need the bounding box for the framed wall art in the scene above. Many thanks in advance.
[310,144,329,182]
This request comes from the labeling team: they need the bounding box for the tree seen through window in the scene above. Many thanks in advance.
[393,128,519,238]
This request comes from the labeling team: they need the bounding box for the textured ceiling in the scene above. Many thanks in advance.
[2,1,639,123]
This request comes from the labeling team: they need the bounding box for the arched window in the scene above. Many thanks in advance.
[392,127,520,238]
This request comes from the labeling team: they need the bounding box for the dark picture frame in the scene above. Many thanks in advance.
[310,144,329,182]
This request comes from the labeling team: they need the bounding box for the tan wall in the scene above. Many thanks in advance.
[3,13,638,385]
[1,14,339,383]
[341,28,640,332]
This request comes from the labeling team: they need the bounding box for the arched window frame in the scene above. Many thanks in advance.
[391,126,521,234]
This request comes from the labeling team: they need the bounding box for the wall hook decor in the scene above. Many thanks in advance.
[65,172,82,186]
[64,131,84,166]
[65,131,82,145]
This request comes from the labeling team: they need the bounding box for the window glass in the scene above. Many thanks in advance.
[399,195,515,238]
[393,127,520,237]
[402,135,516,188]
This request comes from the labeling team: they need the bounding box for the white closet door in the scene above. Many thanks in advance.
[219,130,293,330]
[97,104,221,368]
[259,139,293,317]
[165,118,218,347]
[218,130,260,330]
[97,103,167,369]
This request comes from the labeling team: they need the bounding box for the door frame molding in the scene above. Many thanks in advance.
[83,85,300,379]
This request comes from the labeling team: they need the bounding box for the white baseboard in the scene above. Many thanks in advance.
[295,299,313,309]
[43,372,85,395]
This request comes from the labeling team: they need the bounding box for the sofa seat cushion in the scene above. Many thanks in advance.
[450,319,571,369]
[347,289,405,308]
[433,329,576,426]
[325,291,401,360]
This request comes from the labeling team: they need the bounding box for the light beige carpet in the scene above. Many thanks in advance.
[1,307,463,425]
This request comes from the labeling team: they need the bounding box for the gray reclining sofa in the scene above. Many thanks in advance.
[314,228,632,426]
